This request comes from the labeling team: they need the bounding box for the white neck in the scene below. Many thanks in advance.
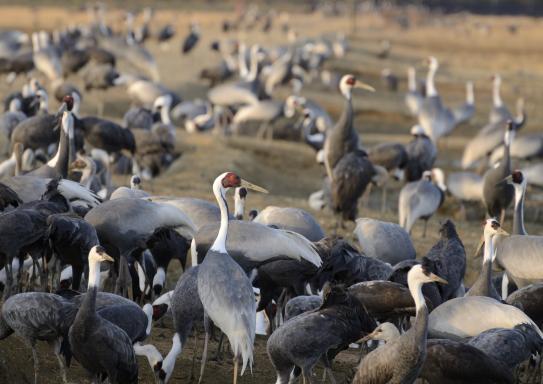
[426,65,437,97]
[160,105,172,125]
[133,342,162,371]
[152,267,166,289]
[142,304,153,336]
[162,333,182,382]
[88,259,101,289]
[47,113,73,167]
[339,83,352,100]
[493,79,503,107]
[210,178,229,253]
[408,68,416,92]
[234,197,245,219]
[239,46,249,79]
[483,233,494,263]
[39,96,48,112]
[72,97,81,118]
[408,275,426,312]
[248,48,259,82]
[466,82,474,105]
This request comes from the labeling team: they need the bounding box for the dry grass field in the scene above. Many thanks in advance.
[0,3,542,383]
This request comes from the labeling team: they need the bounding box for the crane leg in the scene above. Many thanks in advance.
[198,331,209,384]
[381,185,387,213]
[233,356,239,384]
[51,339,69,384]
[189,333,198,380]
[31,344,39,384]
[3,259,12,300]
[422,220,428,238]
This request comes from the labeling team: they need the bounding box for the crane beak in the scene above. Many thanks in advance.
[240,179,268,194]
[356,329,378,344]
[354,81,375,92]
[429,273,448,285]
[499,175,513,186]
[101,253,115,263]
[497,227,509,236]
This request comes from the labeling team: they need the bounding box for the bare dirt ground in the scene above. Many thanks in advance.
[0,4,542,383]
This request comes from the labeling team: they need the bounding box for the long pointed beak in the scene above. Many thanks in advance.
[102,253,115,263]
[354,81,375,92]
[496,175,513,186]
[497,227,509,236]
[240,179,268,194]
[430,272,448,285]
[356,330,377,344]
[56,102,67,116]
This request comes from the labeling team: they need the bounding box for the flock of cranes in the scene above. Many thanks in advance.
[0,2,542,384]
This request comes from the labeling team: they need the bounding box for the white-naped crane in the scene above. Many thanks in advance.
[197,172,268,384]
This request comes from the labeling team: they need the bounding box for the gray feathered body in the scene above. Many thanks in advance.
[69,287,138,383]
[398,179,443,233]
[197,249,256,372]
[10,113,59,151]
[354,218,416,265]
[468,324,543,369]
[324,97,358,172]
[404,135,436,182]
[97,304,149,343]
[420,339,513,384]
[367,142,408,171]
[268,287,375,383]
[284,295,322,320]
[2,292,76,342]
[330,149,375,222]
[482,141,513,218]
[171,266,203,346]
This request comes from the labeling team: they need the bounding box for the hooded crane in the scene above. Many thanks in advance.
[45,212,99,291]
[359,323,513,384]
[417,57,455,142]
[69,245,138,384]
[197,172,268,384]
[95,303,163,376]
[482,122,515,224]
[181,23,200,54]
[267,284,376,384]
[352,261,448,384]
[467,323,543,372]
[328,148,386,227]
[398,168,446,236]
[322,74,374,181]
[465,219,505,300]
[424,220,466,300]
[27,95,74,179]
[404,125,437,182]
